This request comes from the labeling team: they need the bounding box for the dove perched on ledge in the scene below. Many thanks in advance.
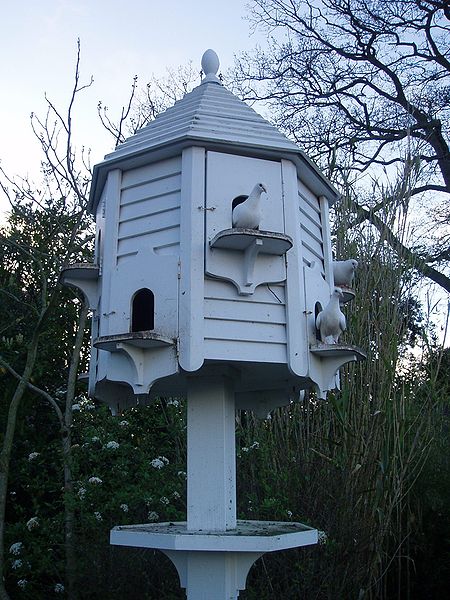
[232,183,267,229]
[333,259,358,288]
[316,287,346,344]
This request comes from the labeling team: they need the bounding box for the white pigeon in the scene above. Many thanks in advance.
[316,287,346,344]
[232,183,267,229]
[333,259,358,288]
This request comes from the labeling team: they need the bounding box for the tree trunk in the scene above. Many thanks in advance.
[63,302,88,600]
[0,342,39,600]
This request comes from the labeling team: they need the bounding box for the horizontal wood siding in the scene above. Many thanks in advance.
[298,179,324,271]
[204,279,287,363]
[117,158,181,259]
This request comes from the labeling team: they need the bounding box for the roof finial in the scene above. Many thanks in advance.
[201,49,221,84]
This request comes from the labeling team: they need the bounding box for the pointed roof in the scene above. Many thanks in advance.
[89,50,338,211]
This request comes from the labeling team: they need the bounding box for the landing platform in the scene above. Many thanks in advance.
[110,519,317,552]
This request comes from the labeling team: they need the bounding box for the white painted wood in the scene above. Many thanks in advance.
[111,520,318,552]
[119,191,180,222]
[282,160,309,377]
[98,169,122,338]
[205,152,288,295]
[113,158,182,264]
[205,278,286,304]
[106,252,179,338]
[187,374,236,532]
[203,277,287,363]
[117,226,180,257]
[121,175,181,208]
[204,318,286,344]
[165,550,263,600]
[298,183,325,274]
[319,196,334,289]
[204,297,286,324]
[204,338,287,364]
[178,146,206,372]
[121,156,181,189]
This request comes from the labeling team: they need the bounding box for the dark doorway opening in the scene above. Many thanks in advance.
[131,288,155,332]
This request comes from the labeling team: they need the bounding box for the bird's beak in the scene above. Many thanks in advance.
[261,184,267,193]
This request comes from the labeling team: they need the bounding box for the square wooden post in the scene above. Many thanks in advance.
[187,373,236,532]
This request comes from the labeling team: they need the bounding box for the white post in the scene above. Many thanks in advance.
[187,372,236,532]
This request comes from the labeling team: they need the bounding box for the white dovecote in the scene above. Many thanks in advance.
[62,49,364,414]
[61,49,367,600]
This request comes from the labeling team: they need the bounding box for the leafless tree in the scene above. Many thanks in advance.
[98,62,199,147]
[0,40,92,600]
[235,0,450,290]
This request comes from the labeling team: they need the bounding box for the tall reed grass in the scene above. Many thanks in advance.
[238,183,442,599]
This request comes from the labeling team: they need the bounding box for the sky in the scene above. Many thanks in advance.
[0,0,264,214]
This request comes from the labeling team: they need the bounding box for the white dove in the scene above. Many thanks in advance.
[333,259,358,288]
[232,183,267,229]
[316,287,346,344]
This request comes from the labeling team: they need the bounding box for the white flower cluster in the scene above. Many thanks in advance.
[318,530,328,545]
[94,512,102,522]
[119,420,129,427]
[106,441,119,450]
[241,441,260,453]
[177,471,187,479]
[150,456,169,469]
[88,477,103,485]
[78,487,86,499]
[26,517,39,531]
[120,504,129,513]
[160,496,170,505]
[166,399,179,407]
[11,559,22,570]
[17,579,27,590]
[147,511,159,522]
[28,452,39,461]
[72,404,81,411]
[91,436,100,443]
[9,542,23,556]
[55,583,65,593]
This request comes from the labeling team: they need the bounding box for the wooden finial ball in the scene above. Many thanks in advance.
[201,49,220,81]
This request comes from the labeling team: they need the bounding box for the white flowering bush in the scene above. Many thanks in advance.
[105,440,120,450]
[26,517,39,531]
[9,542,23,556]
[150,456,169,469]
[88,476,103,485]
[6,400,187,597]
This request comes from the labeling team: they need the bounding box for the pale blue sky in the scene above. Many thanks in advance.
[0,0,264,211]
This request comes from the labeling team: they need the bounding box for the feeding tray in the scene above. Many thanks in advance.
[310,343,366,361]
[94,331,174,352]
[111,519,318,552]
[210,228,293,255]
[338,286,356,304]
[60,263,99,280]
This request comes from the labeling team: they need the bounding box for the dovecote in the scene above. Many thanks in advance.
[62,49,364,415]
